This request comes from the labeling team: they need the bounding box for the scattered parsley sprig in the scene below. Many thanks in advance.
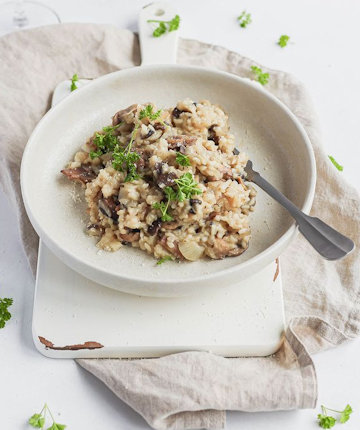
[0,297,13,329]
[157,255,173,265]
[328,155,343,172]
[70,74,78,92]
[237,10,252,28]
[278,34,290,48]
[147,14,180,37]
[251,65,270,85]
[317,404,352,428]
[29,403,66,430]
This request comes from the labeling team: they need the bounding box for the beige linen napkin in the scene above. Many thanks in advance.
[1,23,359,430]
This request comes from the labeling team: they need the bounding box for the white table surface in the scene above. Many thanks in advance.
[1,0,360,428]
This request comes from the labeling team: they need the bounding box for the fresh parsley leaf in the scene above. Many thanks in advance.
[328,155,343,171]
[0,297,13,329]
[112,146,140,182]
[237,10,252,28]
[29,404,66,430]
[174,172,202,202]
[147,14,180,38]
[318,414,336,429]
[164,186,177,202]
[339,404,352,423]
[176,152,191,166]
[278,34,290,48]
[153,201,173,222]
[70,73,78,92]
[90,123,121,159]
[47,423,66,430]
[251,65,269,86]
[153,22,167,37]
[317,404,353,428]
[139,105,162,121]
[29,413,45,428]
[157,256,173,265]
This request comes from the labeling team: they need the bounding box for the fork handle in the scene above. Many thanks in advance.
[251,172,355,260]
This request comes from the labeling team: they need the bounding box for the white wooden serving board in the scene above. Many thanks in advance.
[33,242,285,358]
[31,79,286,359]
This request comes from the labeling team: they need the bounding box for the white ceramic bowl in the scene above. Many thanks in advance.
[21,63,316,297]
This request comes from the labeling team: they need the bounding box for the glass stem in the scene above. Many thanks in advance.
[13,0,29,28]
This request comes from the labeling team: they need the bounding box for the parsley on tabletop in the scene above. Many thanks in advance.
[29,403,66,429]
[176,152,191,166]
[157,256,173,265]
[328,155,343,171]
[147,14,180,38]
[237,10,252,28]
[251,65,269,86]
[317,404,352,428]
[70,73,78,92]
[278,34,290,47]
[0,297,13,329]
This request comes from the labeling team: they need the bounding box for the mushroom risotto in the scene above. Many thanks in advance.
[61,99,256,262]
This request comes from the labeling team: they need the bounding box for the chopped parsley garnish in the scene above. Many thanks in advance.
[174,172,202,201]
[157,256,173,265]
[147,14,180,37]
[70,73,78,92]
[139,105,162,121]
[328,155,343,171]
[89,123,121,159]
[317,404,352,428]
[112,124,141,182]
[251,65,269,85]
[153,173,202,221]
[0,297,13,329]
[91,104,166,182]
[29,403,66,429]
[153,186,176,221]
[176,152,191,166]
[278,34,290,48]
[237,10,252,28]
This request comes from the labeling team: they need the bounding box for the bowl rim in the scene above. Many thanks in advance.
[21,63,317,285]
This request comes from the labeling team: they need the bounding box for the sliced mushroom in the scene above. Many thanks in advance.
[159,236,184,260]
[172,107,184,119]
[61,165,96,184]
[166,135,197,151]
[112,104,138,126]
[208,124,220,145]
[162,222,181,230]
[119,231,140,243]
[98,195,121,224]
[189,198,202,214]
[148,219,162,236]
[207,238,248,260]
[155,162,177,187]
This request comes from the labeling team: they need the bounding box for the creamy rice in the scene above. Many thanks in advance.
[61,99,256,261]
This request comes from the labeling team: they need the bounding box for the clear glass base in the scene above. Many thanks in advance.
[0,1,60,36]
